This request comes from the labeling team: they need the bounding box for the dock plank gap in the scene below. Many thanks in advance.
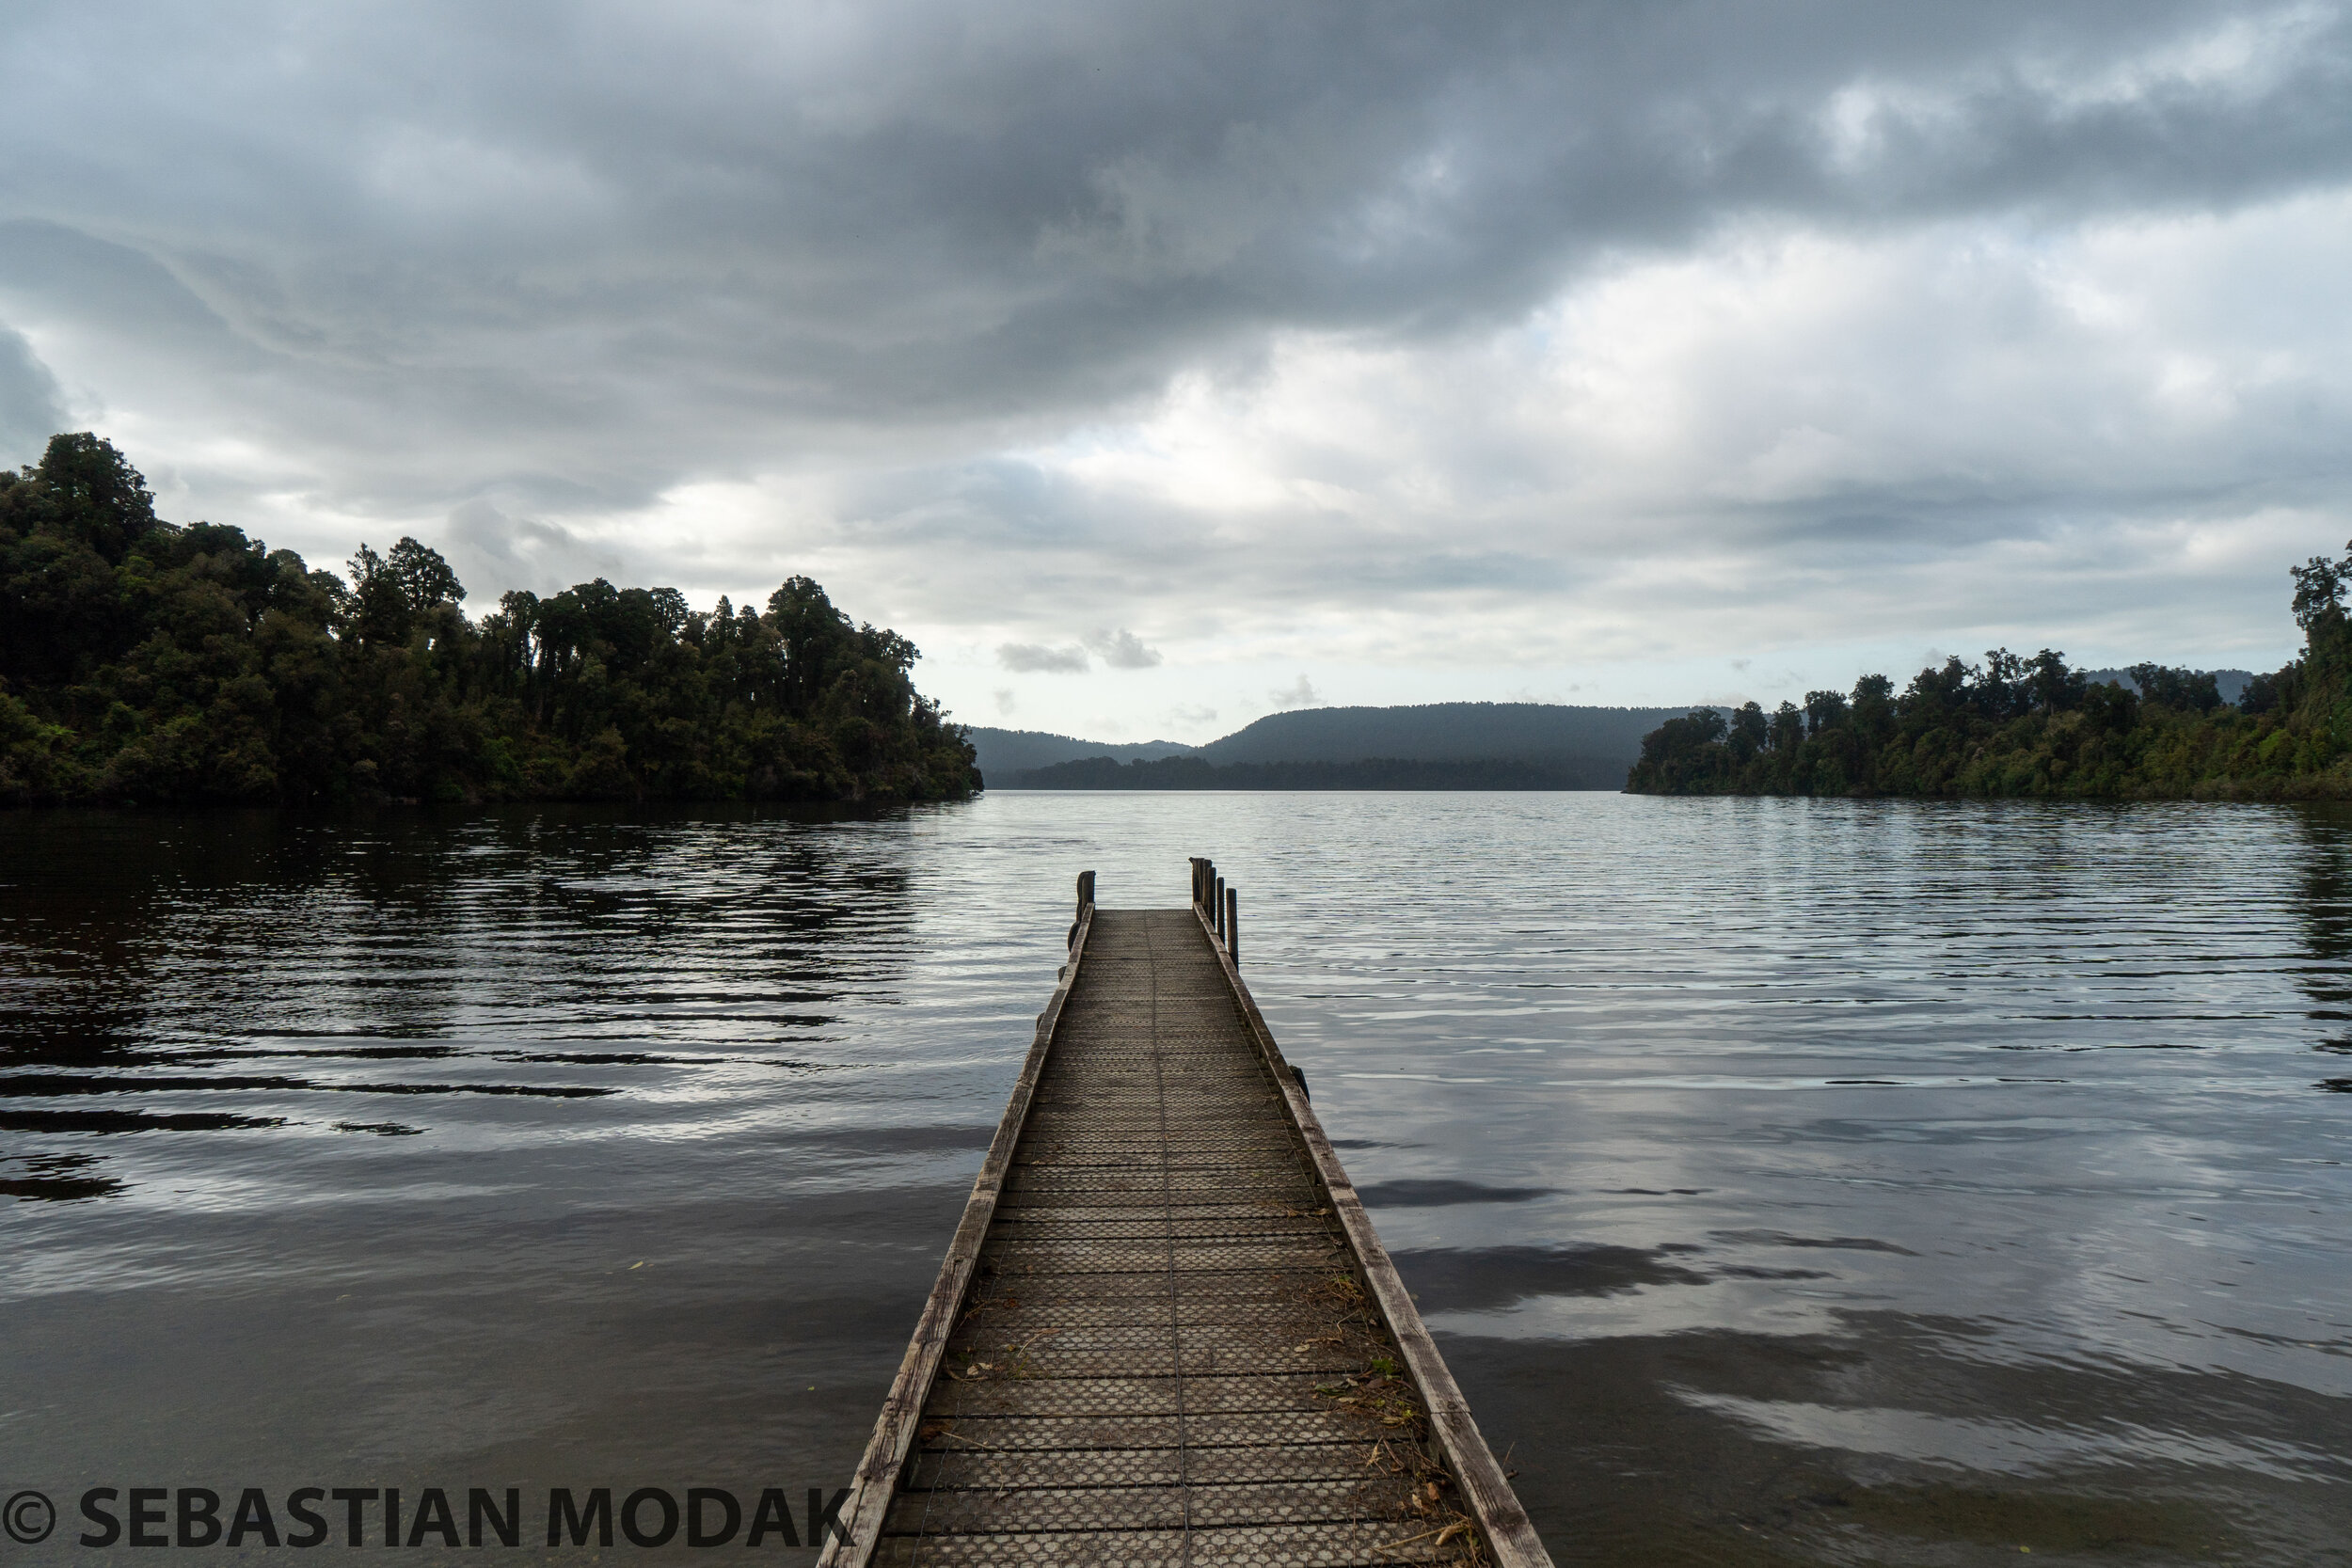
[819,861,1552,1568]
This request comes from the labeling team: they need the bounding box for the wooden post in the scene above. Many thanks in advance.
[1214,877,1225,937]
[1076,869,1095,913]
[1225,885,1238,963]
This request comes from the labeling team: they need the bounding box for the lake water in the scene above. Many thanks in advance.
[3,794,2347,1564]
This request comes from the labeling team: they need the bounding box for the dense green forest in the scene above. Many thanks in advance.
[0,434,980,806]
[1628,544,2352,800]
[1001,754,1625,790]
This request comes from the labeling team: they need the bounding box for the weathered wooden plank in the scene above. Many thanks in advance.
[986,1215,1340,1241]
[998,1172,1319,1197]
[956,1301,1350,1335]
[892,1477,1410,1533]
[933,1339,1366,1380]
[923,1371,1354,1418]
[989,1200,1321,1221]
[910,1440,1376,1490]
[870,1523,1457,1568]
[907,1409,1379,1453]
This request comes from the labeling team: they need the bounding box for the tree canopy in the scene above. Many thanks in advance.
[0,434,980,806]
[1627,544,2352,800]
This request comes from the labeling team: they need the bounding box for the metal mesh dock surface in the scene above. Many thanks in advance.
[824,897,1550,1568]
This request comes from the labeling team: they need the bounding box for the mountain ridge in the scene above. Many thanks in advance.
[970,701,1691,787]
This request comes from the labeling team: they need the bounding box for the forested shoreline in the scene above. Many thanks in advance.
[1628,544,2352,800]
[0,435,980,806]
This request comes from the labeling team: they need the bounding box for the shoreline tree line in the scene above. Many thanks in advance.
[0,434,980,806]
[1628,544,2352,799]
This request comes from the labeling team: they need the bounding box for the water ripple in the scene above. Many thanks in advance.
[3,795,2348,1561]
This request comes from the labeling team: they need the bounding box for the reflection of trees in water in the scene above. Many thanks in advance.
[0,808,196,1069]
[4,806,924,1056]
[442,804,922,1047]
[0,1002,147,1069]
[2295,803,2352,1045]
[106,804,916,1046]
[0,804,926,1196]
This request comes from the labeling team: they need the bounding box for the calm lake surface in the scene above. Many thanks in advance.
[3,793,2348,1564]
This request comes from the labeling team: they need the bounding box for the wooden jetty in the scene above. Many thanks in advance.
[818,862,1551,1568]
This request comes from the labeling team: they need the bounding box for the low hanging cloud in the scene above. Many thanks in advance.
[442,498,628,600]
[1083,627,1164,669]
[1269,674,1321,709]
[997,642,1090,673]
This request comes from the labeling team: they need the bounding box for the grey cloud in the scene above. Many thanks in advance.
[0,325,64,466]
[1269,675,1320,709]
[1083,627,1163,669]
[0,221,261,363]
[440,498,627,602]
[2,3,2347,516]
[803,451,1594,634]
[997,642,1090,673]
[835,458,1208,557]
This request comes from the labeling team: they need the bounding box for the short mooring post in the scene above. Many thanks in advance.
[1077,869,1095,913]
[1225,885,1239,963]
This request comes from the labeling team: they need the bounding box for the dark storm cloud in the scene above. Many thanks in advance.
[0,0,2345,515]
[0,325,66,465]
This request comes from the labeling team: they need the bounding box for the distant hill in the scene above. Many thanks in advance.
[965,727,1199,777]
[1001,754,1631,790]
[1193,703,1688,766]
[983,702,1691,789]
[2080,668,2255,704]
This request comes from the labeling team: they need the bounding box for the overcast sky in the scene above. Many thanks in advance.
[5,2,2350,740]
